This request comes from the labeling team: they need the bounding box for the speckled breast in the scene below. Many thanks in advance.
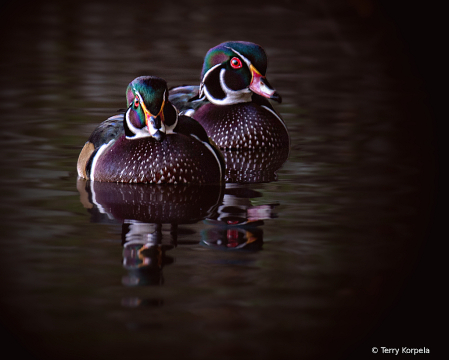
[92,135,222,184]
[223,146,290,183]
[193,102,290,150]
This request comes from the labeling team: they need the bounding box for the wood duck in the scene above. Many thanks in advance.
[169,41,290,150]
[77,76,225,184]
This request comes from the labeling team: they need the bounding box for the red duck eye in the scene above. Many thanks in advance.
[230,57,242,69]
[134,97,139,107]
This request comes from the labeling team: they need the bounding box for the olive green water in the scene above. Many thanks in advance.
[0,1,438,359]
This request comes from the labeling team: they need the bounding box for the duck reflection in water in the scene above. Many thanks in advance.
[77,177,280,285]
[121,222,176,287]
[201,184,278,251]
[77,179,224,286]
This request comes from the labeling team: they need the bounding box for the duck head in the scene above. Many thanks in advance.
[199,41,281,106]
[124,76,178,141]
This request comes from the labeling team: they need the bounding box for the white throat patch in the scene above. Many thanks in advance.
[125,109,152,139]
[204,68,252,106]
[164,103,179,134]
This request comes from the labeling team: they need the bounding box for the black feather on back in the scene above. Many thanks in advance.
[88,114,125,149]
[169,85,209,114]
[251,93,276,112]
[174,115,210,143]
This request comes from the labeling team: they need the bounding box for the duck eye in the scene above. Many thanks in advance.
[133,97,139,108]
[230,57,242,69]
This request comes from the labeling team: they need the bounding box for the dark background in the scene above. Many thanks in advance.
[0,0,442,358]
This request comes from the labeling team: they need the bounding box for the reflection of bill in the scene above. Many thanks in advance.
[247,204,277,222]
[121,222,175,287]
[206,184,279,226]
[201,184,279,251]
[201,226,263,251]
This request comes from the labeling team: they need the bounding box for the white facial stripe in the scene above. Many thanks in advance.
[228,47,275,95]
[202,52,254,105]
[128,87,168,138]
[202,63,222,83]
[204,69,252,105]
[200,63,221,98]
[226,47,252,68]
[133,89,144,106]
[134,88,164,116]
[220,68,252,101]
[203,69,252,105]
[125,109,152,139]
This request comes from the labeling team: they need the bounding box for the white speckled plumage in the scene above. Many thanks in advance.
[78,76,225,184]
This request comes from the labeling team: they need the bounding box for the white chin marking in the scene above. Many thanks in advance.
[204,68,252,106]
[125,111,152,139]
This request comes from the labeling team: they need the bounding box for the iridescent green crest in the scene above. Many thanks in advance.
[201,41,268,78]
[126,76,167,116]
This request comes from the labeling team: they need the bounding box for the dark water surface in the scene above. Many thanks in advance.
[0,1,439,359]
